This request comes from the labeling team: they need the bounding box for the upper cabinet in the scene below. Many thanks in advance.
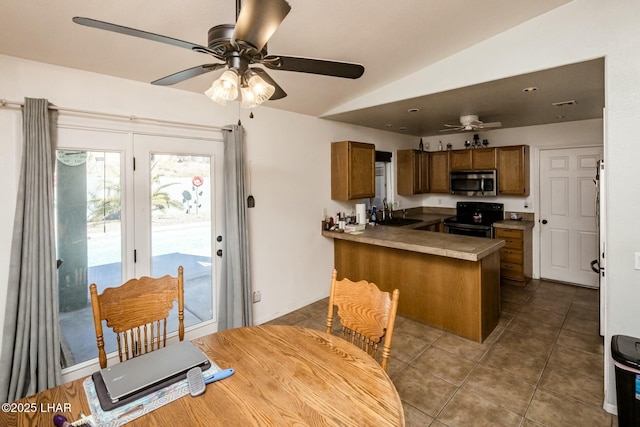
[450,148,496,170]
[331,141,375,200]
[428,151,449,193]
[449,150,472,170]
[397,149,429,195]
[472,148,497,170]
[394,144,529,197]
[497,145,530,196]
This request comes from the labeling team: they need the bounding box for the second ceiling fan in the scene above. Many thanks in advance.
[440,115,502,132]
[73,0,365,107]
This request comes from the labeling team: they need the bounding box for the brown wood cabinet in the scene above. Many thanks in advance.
[428,151,449,193]
[495,226,532,285]
[472,148,497,169]
[397,149,429,195]
[449,149,472,170]
[450,148,496,170]
[333,238,500,342]
[331,141,375,200]
[497,145,530,196]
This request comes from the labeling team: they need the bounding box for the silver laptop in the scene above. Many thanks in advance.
[100,341,209,402]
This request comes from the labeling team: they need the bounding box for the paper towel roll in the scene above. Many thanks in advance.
[355,204,367,224]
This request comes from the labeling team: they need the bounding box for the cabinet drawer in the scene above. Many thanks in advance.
[501,238,522,250]
[500,248,523,264]
[495,228,523,240]
[500,262,524,280]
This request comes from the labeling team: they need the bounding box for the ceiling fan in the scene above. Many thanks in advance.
[72,0,365,107]
[439,115,502,132]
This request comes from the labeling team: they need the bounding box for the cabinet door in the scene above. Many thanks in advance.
[472,148,496,169]
[428,151,449,193]
[349,142,375,199]
[449,150,472,170]
[397,150,428,195]
[331,141,375,200]
[497,145,530,195]
[416,151,429,193]
[396,149,414,196]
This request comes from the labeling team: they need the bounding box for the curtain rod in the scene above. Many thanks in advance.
[0,98,232,132]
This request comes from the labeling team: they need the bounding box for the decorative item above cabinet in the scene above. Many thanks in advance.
[331,141,375,200]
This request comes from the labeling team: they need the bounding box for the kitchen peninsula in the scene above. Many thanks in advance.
[322,219,504,342]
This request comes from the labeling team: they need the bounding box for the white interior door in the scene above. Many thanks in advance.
[539,147,602,287]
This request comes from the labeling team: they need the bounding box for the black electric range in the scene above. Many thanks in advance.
[443,202,504,238]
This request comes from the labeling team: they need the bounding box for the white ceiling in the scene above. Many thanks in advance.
[0,0,602,136]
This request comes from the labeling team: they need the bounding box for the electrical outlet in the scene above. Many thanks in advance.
[252,290,261,303]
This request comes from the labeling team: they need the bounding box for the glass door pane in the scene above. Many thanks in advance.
[149,154,213,327]
[56,149,123,367]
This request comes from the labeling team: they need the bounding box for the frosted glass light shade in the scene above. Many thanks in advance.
[240,72,275,108]
[204,70,239,105]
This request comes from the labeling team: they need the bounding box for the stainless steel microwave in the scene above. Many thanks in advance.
[450,170,497,197]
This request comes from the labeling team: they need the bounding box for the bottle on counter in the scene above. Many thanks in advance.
[438,141,443,151]
[370,206,377,223]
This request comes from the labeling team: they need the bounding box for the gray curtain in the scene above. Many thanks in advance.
[218,124,253,330]
[0,98,61,403]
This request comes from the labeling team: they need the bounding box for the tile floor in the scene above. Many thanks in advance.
[266,279,616,427]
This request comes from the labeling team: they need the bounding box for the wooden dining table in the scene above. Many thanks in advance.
[0,325,405,426]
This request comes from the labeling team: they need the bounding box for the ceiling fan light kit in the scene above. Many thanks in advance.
[72,0,365,110]
[205,68,275,108]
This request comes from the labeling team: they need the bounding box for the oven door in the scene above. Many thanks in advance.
[444,223,493,238]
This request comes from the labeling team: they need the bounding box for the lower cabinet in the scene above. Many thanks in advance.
[495,226,532,285]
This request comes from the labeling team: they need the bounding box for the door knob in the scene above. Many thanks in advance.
[216,249,223,257]
[216,235,223,242]
[542,219,548,224]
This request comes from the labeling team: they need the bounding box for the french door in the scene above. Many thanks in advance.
[55,125,224,372]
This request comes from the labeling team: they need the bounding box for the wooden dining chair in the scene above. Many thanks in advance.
[325,269,400,371]
[89,266,185,368]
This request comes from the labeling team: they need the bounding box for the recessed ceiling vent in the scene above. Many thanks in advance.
[552,100,577,107]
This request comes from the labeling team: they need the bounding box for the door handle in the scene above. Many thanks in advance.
[216,249,223,257]
[541,219,548,224]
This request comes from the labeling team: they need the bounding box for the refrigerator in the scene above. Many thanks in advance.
[591,159,606,336]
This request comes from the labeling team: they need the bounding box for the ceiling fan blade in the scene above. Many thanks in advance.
[151,64,227,86]
[232,0,291,52]
[439,127,463,132]
[481,121,502,128]
[73,17,216,55]
[263,56,365,79]
[251,68,287,100]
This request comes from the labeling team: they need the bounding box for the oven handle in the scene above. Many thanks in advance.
[444,222,492,231]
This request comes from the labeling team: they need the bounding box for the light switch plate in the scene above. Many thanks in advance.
[635,252,640,270]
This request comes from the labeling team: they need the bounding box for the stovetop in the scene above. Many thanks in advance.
[444,202,504,227]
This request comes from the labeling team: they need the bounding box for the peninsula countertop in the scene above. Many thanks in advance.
[322,223,504,262]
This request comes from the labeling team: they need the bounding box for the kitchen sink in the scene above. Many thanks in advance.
[376,217,422,227]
